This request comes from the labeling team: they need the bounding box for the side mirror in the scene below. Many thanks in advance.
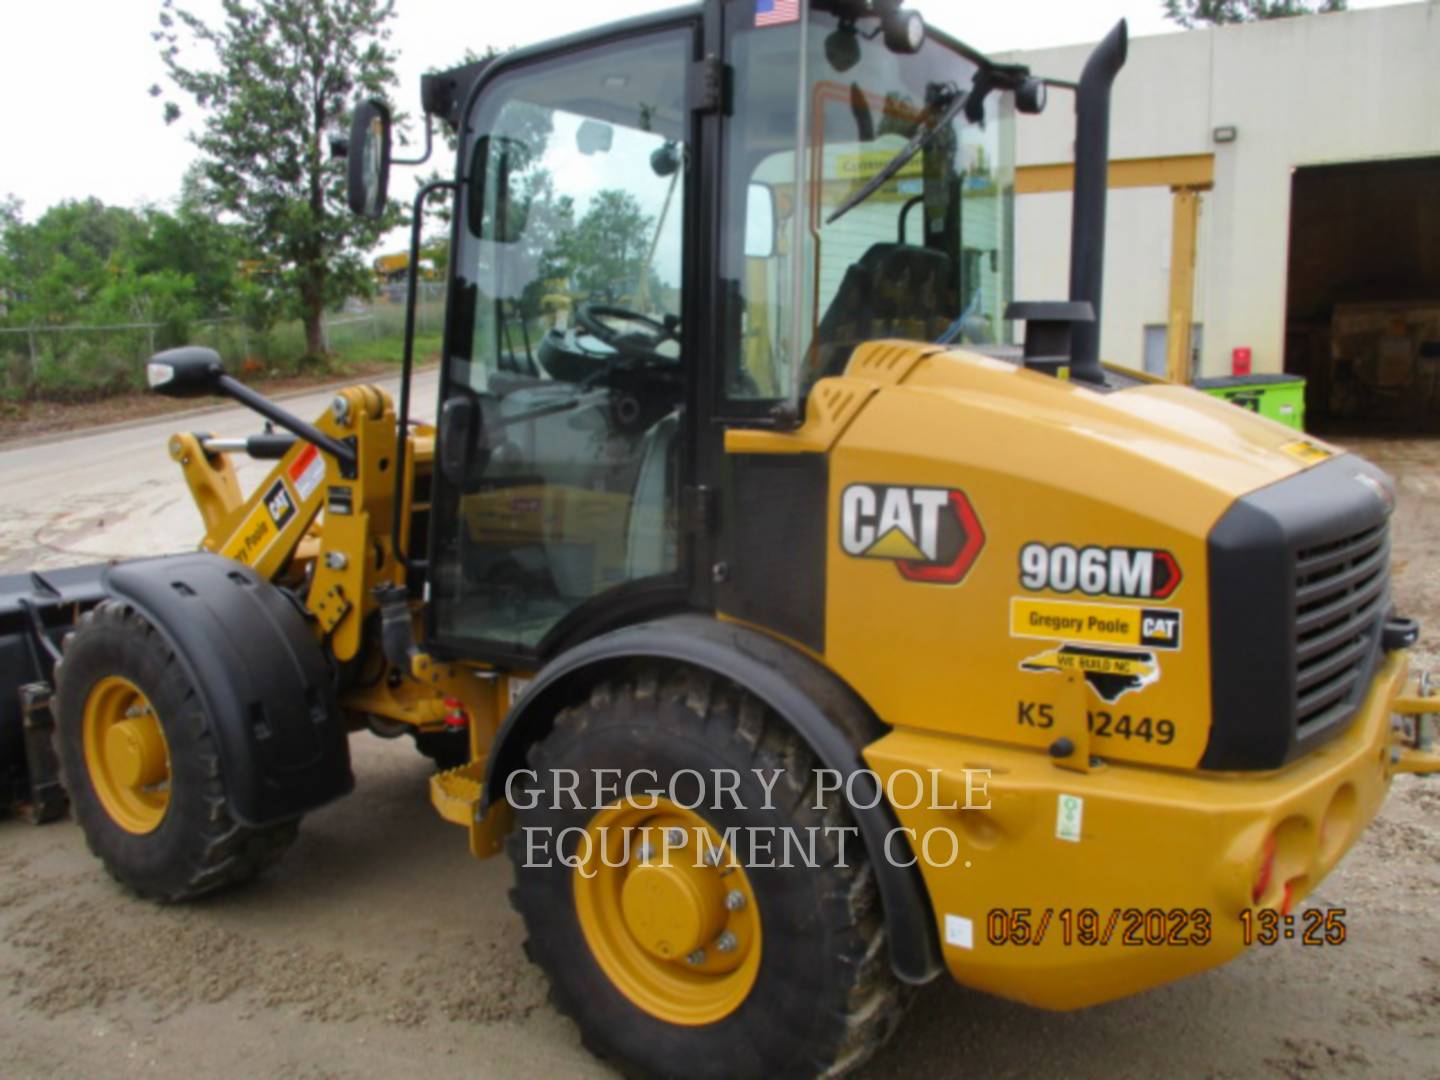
[347,99,392,219]
[438,395,490,491]
[468,136,534,242]
[744,183,777,259]
[147,346,225,399]
[438,396,475,487]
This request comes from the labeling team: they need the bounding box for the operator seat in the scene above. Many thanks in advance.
[809,242,959,382]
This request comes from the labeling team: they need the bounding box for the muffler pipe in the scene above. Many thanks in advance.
[1067,19,1128,385]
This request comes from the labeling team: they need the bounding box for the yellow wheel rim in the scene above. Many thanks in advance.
[573,798,762,1026]
[82,675,171,834]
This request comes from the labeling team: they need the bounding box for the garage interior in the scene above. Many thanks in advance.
[1284,155,1440,435]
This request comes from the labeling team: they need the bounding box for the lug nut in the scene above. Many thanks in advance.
[724,890,746,912]
[324,551,348,570]
[665,827,687,847]
[686,949,705,965]
[715,931,738,954]
[634,843,654,863]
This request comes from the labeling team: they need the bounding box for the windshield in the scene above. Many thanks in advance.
[721,5,1015,411]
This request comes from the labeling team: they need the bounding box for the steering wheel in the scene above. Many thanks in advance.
[575,302,680,367]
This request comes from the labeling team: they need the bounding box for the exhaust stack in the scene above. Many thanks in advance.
[1067,20,1128,385]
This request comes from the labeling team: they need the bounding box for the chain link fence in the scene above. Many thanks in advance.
[321,281,447,351]
[0,282,448,401]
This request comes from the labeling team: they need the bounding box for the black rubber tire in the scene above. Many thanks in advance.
[506,664,907,1079]
[413,728,469,770]
[53,599,298,902]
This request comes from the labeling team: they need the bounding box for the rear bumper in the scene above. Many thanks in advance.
[863,651,1413,1010]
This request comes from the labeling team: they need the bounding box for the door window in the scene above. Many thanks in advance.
[434,31,690,651]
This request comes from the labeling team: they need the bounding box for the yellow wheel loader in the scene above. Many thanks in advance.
[3,2,1439,1075]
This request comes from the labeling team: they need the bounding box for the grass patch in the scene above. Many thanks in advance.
[330,331,444,369]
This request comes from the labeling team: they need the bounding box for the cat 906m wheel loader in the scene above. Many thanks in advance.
[4,2,1439,1075]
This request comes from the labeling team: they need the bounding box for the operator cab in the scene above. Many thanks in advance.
[346,0,1043,664]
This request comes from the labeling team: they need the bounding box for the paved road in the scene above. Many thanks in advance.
[0,370,441,575]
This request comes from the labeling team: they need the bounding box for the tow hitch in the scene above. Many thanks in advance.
[1391,671,1440,776]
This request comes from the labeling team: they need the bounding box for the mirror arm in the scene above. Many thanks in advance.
[392,178,460,573]
[391,114,435,167]
[214,374,358,472]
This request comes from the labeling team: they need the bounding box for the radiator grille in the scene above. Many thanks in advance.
[1293,522,1389,730]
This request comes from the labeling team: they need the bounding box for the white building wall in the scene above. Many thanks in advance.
[1002,2,1440,376]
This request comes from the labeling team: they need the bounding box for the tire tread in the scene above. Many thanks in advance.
[55,600,298,903]
[505,663,906,1079]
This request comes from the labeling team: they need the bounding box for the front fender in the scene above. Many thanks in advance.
[482,613,943,985]
[102,553,352,826]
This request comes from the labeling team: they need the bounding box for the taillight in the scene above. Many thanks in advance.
[1252,834,1276,904]
[442,697,468,729]
[1280,881,1296,917]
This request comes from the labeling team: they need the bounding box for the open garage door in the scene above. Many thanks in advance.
[1284,156,1440,435]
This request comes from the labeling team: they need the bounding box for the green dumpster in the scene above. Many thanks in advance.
[1193,374,1306,432]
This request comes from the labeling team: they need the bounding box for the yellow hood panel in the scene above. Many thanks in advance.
[821,344,1341,769]
[898,348,1328,528]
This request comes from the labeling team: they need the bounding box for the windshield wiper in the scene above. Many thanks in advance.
[825,85,966,227]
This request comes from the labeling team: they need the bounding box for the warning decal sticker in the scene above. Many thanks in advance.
[288,443,325,502]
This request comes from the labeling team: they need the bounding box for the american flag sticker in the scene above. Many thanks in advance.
[755,0,799,28]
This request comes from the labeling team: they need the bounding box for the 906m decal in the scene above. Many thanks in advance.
[841,484,985,585]
[1019,542,1181,600]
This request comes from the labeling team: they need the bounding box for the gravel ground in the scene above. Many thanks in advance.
[0,433,1436,1079]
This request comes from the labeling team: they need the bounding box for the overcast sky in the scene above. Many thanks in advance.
[0,0,1403,224]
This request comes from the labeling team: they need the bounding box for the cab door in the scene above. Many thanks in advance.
[428,22,700,661]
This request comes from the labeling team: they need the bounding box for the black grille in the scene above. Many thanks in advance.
[1205,455,1395,770]
[1293,522,1389,731]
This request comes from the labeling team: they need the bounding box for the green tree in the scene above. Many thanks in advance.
[0,199,146,324]
[1162,0,1346,28]
[131,206,246,315]
[0,194,21,234]
[154,0,401,360]
[560,191,657,305]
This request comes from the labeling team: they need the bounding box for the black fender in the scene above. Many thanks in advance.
[482,614,943,985]
[100,553,352,826]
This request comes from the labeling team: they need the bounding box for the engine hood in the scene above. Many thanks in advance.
[875,348,1341,535]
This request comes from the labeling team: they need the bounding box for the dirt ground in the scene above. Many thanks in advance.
[2,437,1438,1080]
[0,361,416,448]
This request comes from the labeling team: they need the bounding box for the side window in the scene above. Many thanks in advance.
[733,167,791,399]
[434,31,690,651]
[720,14,1013,409]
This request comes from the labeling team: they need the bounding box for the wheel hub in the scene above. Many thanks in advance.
[82,675,171,834]
[620,855,728,960]
[103,717,168,789]
[573,798,762,1025]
